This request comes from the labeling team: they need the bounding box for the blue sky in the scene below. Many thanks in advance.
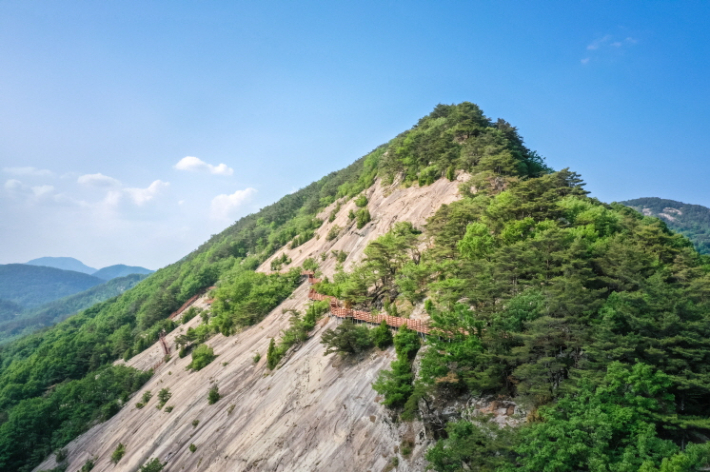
[1,1,708,269]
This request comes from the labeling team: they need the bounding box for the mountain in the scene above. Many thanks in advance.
[621,197,710,254]
[26,256,97,274]
[5,103,710,472]
[92,264,153,281]
[0,273,149,345]
[0,264,104,309]
[0,299,23,323]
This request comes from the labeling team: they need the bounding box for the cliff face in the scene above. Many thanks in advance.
[34,176,465,472]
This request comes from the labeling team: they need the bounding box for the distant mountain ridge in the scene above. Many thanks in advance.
[621,197,710,254]
[93,264,154,280]
[25,257,153,280]
[26,256,96,275]
[0,273,148,345]
[0,264,104,308]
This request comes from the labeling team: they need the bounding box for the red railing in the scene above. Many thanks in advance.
[307,287,430,334]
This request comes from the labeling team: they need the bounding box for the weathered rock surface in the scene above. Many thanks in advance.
[34,176,465,472]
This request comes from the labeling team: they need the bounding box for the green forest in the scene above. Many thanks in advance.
[2,102,710,471]
[0,273,148,345]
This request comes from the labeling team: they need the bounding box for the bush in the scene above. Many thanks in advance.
[157,388,171,409]
[348,209,355,220]
[188,344,216,371]
[372,321,393,349]
[164,405,174,413]
[139,458,165,472]
[111,443,126,464]
[135,402,144,409]
[189,443,197,453]
[321,320,373,356]
[181,306,200,324]
[208,385,220,404]
[302,257,318,272]
[326,225,342,241]
[270,253,291,271]
[192,419,199,427]
[252,352,261,363]
[356,209,371,229]
[355,194,368,207]
[328,202,341,222]
[331,250,348,263]
[141,390,152,404]
[394,325,420,360]
[266,338,281,370]
[372,359,414,407]
[55,448,68,463]
[79,458,95,471]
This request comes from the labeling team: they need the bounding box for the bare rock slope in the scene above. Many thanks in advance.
[34,176,465,472]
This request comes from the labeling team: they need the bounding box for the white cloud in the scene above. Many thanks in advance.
[5,179,23,191]
[78,173,122,188]
[210,188,256,220]
[175,156,234,176]
[581,58,590,65]
[3,166,53,177]
[587,35,612,50]
[32,185,54,197]
[124,180,170,206]
[4,179,56,200]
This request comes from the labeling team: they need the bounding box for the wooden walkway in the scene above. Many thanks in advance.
[302,271,430,334]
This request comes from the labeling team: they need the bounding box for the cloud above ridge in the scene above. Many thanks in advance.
[211,187,256,221]
[175,156,233,176]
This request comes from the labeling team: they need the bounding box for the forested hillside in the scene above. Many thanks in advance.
[92,265,153,281]
[622,197,710,254]
[4,102,710,472]
[0,264,103,308]
[0,274,148,345]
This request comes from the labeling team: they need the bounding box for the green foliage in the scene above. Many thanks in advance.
[187,344,216,371]
[355,194,368,207]
[210,267,301,331]
[267,301,329,369]
[373,325,420,409]
[321,320,373,356]
[192,419,199,428]
[0,264,103,309]
[55,448,67,463]
[331,250,348,263]
[138,458,165,472]
[207,385,220,404]
[355,209,371,229]
[164,405,173,413]
[328,202,341,222]
[0,365,149,472]
[302,258,318,272]
[141,390,152,404]
[425,417,516,472]
[348,209,355,220]
[0,274,148,345]
[266,338,278,370]
[270,253,291,272]
[181,306,200,324]
[326,225,342,241]
[111,443,126,464]
[372,321,393,349]
[252,352,261,363]
[79,458,95,471]
[156,388,171,409]
[189,443,197,453]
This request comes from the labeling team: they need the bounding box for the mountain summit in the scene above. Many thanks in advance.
[6,103,710,472]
